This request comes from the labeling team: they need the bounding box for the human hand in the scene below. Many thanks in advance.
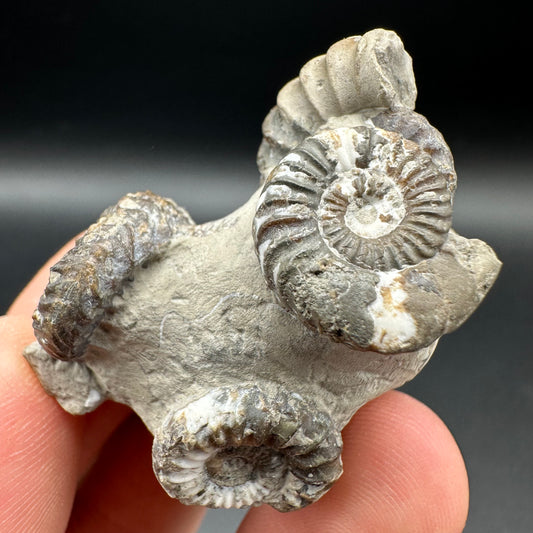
[1,239,469,532]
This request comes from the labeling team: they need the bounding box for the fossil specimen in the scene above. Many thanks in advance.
[24,29,501,511]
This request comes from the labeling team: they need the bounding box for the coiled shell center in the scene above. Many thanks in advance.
[205,446,285,488]
[320,172,406,242]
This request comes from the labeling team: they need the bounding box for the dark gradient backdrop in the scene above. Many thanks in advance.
[1,2,531,532]
[0,1,529,148]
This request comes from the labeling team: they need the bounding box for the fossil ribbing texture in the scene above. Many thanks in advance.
[24,29,501,511]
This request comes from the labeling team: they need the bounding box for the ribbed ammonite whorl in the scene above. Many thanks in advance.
[152,385,343,511]
[32,191,194,361]
[254,125,454,351]
[257,28,418,182]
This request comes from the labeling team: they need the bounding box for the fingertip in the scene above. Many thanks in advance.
[339,390,469,532]
[239,390,469,533]
[67,415,206,533]
[7,236,79,318]
[0,315,84,533]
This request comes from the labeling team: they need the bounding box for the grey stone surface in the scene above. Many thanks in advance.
[23,29,501,512]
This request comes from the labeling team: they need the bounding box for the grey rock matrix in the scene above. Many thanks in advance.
[24,29,501,511]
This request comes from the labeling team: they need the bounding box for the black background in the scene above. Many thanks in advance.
[0,2,531,532]
[0,1,529,149]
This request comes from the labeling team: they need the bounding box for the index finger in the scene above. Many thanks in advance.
[7,236,80,317]
[0,314,84,532]
[238,391,469,533]
[0,237,130,532]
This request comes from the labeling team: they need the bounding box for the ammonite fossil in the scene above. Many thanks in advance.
[153,385,343,511]
[255,124,456,353]
[23,29,501,511]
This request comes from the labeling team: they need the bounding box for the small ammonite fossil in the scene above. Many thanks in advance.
[23,29,501,511]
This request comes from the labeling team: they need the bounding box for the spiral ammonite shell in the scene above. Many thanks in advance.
[152,385,343,511]
[317,127,453,270]
[257,28,418,182]
[254,125,454,351]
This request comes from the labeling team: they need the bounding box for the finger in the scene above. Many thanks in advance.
[67,414,206,533]
[5,234,131,479]
[0,316,128,533]
[7,235,81,317]
[0,315,84,532]
[238,390,469,533]
[75,402,131,479]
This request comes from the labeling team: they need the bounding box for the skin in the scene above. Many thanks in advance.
[0,239,469,532]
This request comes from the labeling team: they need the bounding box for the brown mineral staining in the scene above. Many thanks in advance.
[33,191,194,360]
[381,285,394,308]
[328,129,343,150]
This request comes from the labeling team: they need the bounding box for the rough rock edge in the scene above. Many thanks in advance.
[32,191,194,361]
